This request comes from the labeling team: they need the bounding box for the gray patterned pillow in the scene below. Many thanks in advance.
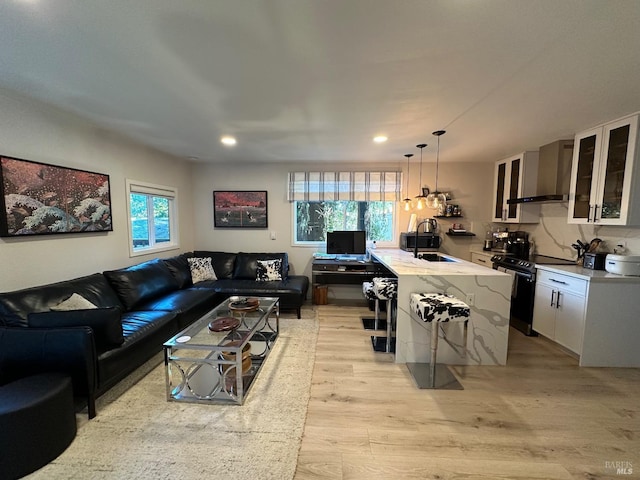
[188,257,217,283]
[51,293,97,311]
[256,259,282,281]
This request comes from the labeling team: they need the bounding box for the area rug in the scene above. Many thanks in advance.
[27,311,318,480]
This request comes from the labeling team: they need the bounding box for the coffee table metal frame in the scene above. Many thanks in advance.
[164,296,279,405]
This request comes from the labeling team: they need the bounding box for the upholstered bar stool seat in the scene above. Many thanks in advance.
[407,293,470,389]
[372,277,398,353]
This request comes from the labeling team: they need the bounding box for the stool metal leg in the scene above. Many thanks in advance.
[406,321,464,390]
[429,321,439,388]
[374,299,380,330]
[385,299,394,353]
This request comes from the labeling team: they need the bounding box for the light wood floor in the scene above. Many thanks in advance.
[294,304,640,480]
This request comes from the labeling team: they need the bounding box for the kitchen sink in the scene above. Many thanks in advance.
[418,253,455,262]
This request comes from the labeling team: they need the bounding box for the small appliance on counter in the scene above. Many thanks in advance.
[399,232,441,252]
[583,252,607,270]
[605,254,640,276]
[492,231,511,253]
[507,231,530,260]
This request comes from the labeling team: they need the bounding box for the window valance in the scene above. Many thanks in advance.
[287,171,402,202]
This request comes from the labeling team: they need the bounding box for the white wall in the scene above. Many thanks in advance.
[0,89,195,291]
[191,160,495,301]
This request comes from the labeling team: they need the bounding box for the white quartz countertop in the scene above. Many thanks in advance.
[536,264,640,282]
[371,248,509,276]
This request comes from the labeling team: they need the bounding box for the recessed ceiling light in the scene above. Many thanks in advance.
[221,136,237,146]
[373,135,388,144]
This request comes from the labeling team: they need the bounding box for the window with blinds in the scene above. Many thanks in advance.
[126,179,179,256]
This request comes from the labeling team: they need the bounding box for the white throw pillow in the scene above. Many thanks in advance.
[51,293,97,311]
[188,257,217,283]
[256,259,282,282]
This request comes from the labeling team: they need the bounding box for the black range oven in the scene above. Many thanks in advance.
[492,254,576,336]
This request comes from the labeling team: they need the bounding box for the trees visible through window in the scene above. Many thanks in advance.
[126,180,178,256]
[294,200,394,243]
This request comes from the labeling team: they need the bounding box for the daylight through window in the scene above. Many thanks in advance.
[126,180,178,256]
[288,171,401,246]
[294,200,394,244]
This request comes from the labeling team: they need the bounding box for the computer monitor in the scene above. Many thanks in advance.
[326,230,366,255]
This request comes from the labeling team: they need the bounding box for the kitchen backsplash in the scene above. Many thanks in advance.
[499,203,640,260]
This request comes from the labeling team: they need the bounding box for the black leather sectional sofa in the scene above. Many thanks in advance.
[0,251,309,418]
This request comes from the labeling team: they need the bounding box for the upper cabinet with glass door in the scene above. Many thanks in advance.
[492,151,540,223]
[568,114,640,225]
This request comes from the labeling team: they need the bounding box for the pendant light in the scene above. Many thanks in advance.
[415,143,427,210]
[426,130,448,209]
[401,153,414,211]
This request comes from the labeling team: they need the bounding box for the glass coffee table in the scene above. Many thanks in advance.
[164,296,279,405]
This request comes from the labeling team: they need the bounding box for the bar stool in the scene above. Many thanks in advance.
[361,281,384,331]
[407,292,470,389]
[372,277,398,353]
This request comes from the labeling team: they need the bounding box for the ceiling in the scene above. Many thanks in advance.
[2,1,640,165]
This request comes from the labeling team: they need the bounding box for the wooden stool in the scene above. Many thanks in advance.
[407,293,470,389]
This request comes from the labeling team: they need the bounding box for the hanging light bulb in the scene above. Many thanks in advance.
[401,153,414,211]
[415,143,427,210]
[426,130,448,210]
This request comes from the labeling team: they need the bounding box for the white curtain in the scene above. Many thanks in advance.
[287,171,402,202]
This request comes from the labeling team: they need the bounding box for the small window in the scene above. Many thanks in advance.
[293,200,395,245]
[126,180,178,256]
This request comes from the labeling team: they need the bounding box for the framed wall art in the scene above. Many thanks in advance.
[213,190,268,228]
[0,155,113,237]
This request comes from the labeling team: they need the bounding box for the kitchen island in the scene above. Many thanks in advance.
[371,248,512,366]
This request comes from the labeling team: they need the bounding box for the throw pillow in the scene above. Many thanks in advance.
[51,293,97,311]
[28,307,124,352]
[256,259,282,281]
[188,257,217,283]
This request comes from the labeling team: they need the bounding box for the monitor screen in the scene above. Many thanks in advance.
[326,230,366,255]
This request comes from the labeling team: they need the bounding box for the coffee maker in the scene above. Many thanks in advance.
[507,231,530,260]
[492,230,530,259]
[492,231,511,253]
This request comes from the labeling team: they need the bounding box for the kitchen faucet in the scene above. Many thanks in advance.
[414,219,430,258]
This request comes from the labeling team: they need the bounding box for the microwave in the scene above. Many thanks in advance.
[399,232,441,252]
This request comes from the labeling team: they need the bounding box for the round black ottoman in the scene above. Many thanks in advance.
[0,373,77,480]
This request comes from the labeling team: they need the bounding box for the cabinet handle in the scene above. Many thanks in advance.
[593,204,599,223]
[478,258,487,264]
[550,290,556,307]
[587,204,592,222]
[555,291,562,309]
[550,278,569,285]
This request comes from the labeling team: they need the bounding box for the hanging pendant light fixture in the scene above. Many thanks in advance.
[426,130,448,209]
[415,143,427,210]
[401,153,414,211]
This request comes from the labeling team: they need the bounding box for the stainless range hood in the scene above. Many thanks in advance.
[507,139,574,204]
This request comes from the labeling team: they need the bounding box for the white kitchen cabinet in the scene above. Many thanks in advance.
[470,251,493,268]
[533,269,586,355]
[491,152,540,223]
[568,114,640,225]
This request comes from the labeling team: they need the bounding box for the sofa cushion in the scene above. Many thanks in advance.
[28,307,124,353]
[193,251,237,279]
[256,259,283,281]
[97,310,177,390]
[233,253,288,280]
[188,257,217,283]
[104,259,179,311]
[51,293,97,311]
[0,273,124,328]
[162,253,193,289]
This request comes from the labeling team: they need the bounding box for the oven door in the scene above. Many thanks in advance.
[496,266,538,336]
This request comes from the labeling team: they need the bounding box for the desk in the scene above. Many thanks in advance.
[312,258,392,286]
